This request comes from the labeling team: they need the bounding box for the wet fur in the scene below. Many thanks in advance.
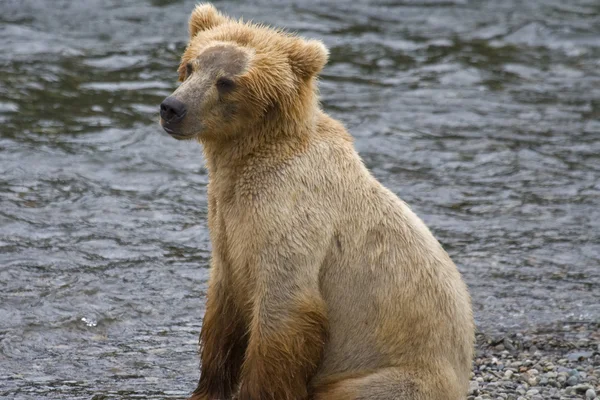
[171,4,475,400]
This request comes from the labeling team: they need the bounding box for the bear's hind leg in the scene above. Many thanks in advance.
[312,367,461,400]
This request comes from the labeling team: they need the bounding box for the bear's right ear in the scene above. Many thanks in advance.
[188,3,227,39]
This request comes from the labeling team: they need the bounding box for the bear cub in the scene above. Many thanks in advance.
[159,4,474,400]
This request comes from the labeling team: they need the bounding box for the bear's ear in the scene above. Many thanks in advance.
[188,3,227,39]
[288,39,329,79]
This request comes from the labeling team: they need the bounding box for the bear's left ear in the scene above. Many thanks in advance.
[189,3,228,39]
[288,39,329,79]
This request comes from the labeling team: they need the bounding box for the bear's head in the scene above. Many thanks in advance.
[159,3,328,141]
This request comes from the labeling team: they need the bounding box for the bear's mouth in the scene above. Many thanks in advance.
[160,121,196,140]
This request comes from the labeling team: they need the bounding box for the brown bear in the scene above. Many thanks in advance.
[159,4,474,400]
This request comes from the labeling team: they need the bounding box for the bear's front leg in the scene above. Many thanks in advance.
[191,271,248,400]
[237,263,328,400]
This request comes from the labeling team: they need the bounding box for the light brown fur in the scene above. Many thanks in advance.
[161,4,474,400]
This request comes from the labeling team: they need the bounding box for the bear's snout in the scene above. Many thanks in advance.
[160,96,187,130]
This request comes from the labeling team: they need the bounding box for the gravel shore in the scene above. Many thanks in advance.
[470,322,600,400]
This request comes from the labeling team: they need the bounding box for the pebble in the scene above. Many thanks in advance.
[566,375,579,386]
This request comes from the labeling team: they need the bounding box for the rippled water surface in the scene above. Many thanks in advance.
[1,0,599,398]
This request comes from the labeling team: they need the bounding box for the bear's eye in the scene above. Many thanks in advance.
[185,63,194,79]
[216,77,235,92]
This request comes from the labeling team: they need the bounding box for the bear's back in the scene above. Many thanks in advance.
[307,112,473,387]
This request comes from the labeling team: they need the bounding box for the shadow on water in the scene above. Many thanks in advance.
[1,0,599,398]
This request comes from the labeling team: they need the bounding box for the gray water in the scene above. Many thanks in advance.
[1,0,599,398]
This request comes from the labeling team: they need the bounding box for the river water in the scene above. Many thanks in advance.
[1,0,599,398]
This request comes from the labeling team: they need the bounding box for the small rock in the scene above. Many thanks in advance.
[572,384,592,393]
[565,387,575,395]
[468,380,479,395]
[585,388,596,399]
[566,375,579,386]
[568,351,593,361]
[503,338,516,351]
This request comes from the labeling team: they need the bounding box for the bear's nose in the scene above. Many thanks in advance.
[160,96,187,123]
